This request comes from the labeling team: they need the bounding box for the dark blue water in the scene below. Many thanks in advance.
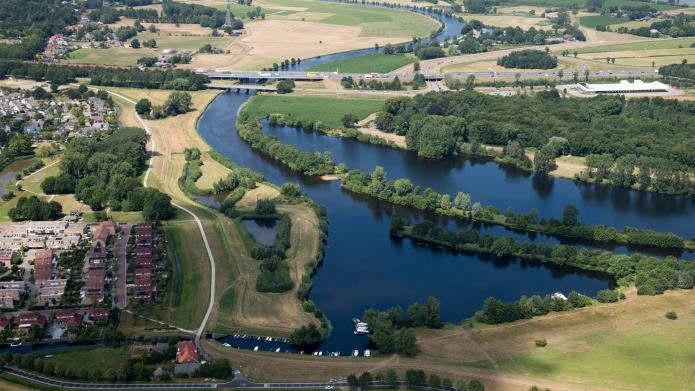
[262,123,695,259]
[241,218,279,247]
[197,92,614,353]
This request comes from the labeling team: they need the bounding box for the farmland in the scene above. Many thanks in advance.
[307,53,416,73]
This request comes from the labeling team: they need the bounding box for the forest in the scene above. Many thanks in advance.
[0,61,209,90]
[372,90,695,192]
[41,127,175,220]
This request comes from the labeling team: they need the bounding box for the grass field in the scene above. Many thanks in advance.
[261,0,439,38]
[244,94,386,128]
[572,37,695,54]
[135,32,230,51]
[64,47,156,66]
[42,346,130,375]
[579,14,630,27]
[577,47,695,67]
[460,13,553,29]
[307,53,415,73]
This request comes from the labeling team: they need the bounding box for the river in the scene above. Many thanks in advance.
[198,92,616,354]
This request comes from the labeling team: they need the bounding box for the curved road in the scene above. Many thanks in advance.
[106,91,216,345]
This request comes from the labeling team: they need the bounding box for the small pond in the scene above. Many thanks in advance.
[241,218,279,247]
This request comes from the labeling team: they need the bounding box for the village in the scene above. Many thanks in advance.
[0,88,116,140]
[0,219,166,344]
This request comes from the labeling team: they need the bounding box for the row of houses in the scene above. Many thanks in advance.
[133,222,157,302]
[83,221,117,305]
[0,221,87,251]
[0,308,110,336]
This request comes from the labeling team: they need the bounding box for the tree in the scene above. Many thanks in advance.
[276,79,295,94]
[395,328,417,356]
[163,91,192,115]
[347,374,359,389]
[385,369,398,385]
[135,98,152,116]
[130,38,141,49]
[358,372,373,388]
[468,380,485,391]
[342,113,359,128]
[562,204,579,226]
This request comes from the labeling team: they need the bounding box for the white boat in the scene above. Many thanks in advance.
[9,342,22,347]
[275,348,281,353]
[354,326,370,335]
[223,342,231,347]
[353,350,359,357]
[318,351,323,356]
[253,346,259,351]
[364,350,371,357]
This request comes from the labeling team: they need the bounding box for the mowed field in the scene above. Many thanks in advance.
[307,53,416,73]
[578,14,630,27]
[573,37,695,54]
[204,289,695,390]
[504,0,679,10]
[64,47,156,66]
[459,13,553,30]
[244,94,386,128]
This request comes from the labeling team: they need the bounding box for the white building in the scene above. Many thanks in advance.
[576,80,670,95]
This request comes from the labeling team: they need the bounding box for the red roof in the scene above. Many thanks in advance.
[34,250,54,282]
[54,310,82,326]
[13,312,46,327]
[0,316,10,329]
[176,341,198,364]
[88,308,110,321]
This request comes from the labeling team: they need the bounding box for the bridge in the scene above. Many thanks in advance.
[205,83,277,92]
[204,71,327,81]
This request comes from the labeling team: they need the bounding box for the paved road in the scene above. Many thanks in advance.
[114,224,131,310]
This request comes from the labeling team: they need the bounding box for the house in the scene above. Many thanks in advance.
[0,316,11,332]
[34,249,54,283]
[86,308,110,324]
[91,221,117,250]
[135,222,155,240]
[133,275,154,301]
[36,279,67,306]
[13,312,47,333]
[0,250,15,268]
[53,310,83,328]
[0,281,25,309]
[175,340,199,364]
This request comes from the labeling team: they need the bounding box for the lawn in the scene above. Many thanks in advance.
[135,32,230,51]
[244,94,386,128]
[307,53,415,73]
[262,0,439,38]
[579,14,630,27]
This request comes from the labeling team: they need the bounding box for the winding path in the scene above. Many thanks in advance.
[107,90,216,345]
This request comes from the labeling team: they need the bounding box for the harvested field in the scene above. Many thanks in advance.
[459,13,553,29]
[577,48,695,67]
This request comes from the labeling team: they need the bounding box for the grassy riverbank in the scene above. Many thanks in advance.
[307,53,416,73]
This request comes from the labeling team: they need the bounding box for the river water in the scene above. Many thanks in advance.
[199,1,692,354]
[198,92,619,354]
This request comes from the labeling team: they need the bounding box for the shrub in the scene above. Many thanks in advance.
[665,311,677,320]
[255,198,276,215]
[534,339,547,347]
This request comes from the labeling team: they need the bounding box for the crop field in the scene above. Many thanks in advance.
[460,13,553,29]
[579,14,630,27]
[307,53,416,73]
[506,0,679,10]
[135,32,230,51]
[244,94,386,128]
[577,47,695,67]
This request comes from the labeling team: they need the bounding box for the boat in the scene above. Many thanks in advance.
[223,342,231,347]
[253,346,259,351]
[364,350,371,357]
[275,348,281,353]
[354,326,370,335]
[318,351,323,356]
[353,350,359,357]
[9,342,22,347]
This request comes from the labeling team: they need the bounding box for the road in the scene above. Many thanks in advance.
[114,223,131,310]
[105,90,217,346]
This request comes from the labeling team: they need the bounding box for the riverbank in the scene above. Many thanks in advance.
[202,287,695,390]
[106,86,326,338]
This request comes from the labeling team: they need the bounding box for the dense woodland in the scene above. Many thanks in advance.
[41,127,175,220]
[372,90,695,193]
[497,49,558,69]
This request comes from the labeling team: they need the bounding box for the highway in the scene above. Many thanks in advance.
[201,67,657,83]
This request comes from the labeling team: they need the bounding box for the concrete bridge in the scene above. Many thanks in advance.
[205,83,277,92]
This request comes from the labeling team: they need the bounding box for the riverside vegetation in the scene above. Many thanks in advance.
[389,217,695,323]
[342,167,694,251]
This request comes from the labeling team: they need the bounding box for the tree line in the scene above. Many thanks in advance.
[345,368,486,391]
[236,110,336,176]
[342,167,692,250]
[457,20,584,55]
[41,127,175,221]
[497,49,558,69]
[391,218,695,302]
[0,61,210,90]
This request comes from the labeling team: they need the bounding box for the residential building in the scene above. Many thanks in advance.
[36,279,68,306]
[53,310,83,328]
[0,281,25,309]
[34,249,54,283]
[13,312,47,334]
[0,250,15,267]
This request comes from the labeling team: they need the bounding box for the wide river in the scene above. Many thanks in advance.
[202,5,694,354]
